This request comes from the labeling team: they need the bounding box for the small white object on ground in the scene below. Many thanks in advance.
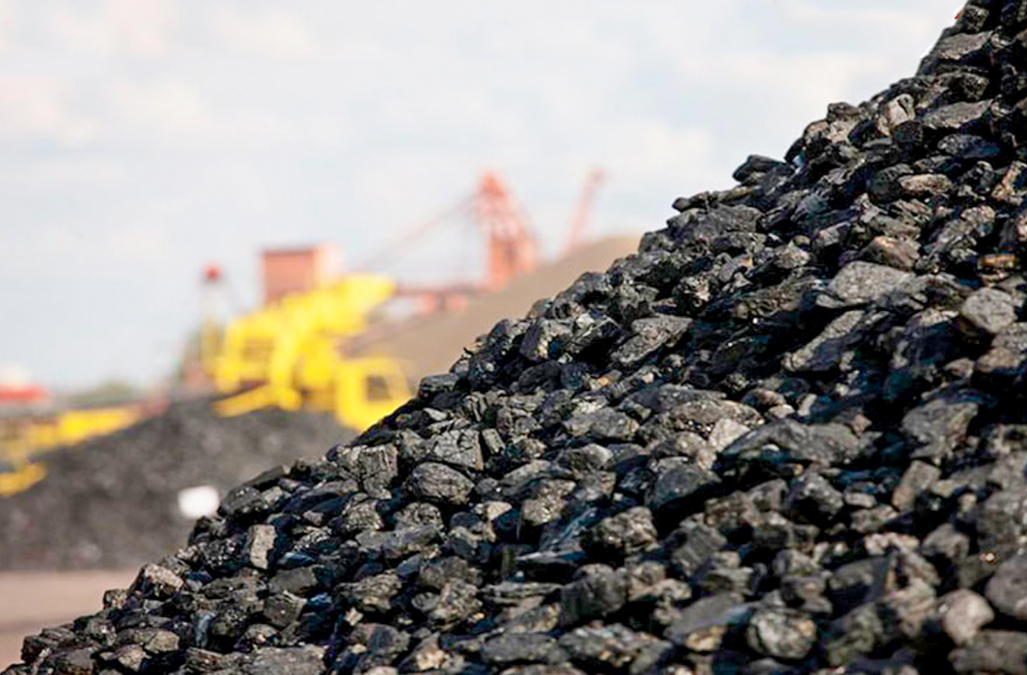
[177,485,220,519]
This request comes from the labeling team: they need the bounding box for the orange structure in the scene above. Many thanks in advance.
[473,171,538,290]
[355,171,540,300]
[262,245,341,305]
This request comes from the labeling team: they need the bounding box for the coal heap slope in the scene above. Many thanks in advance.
[10,5,1027,674]
[0,401,347,571]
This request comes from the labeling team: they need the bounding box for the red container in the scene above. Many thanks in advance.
[261,245,341,305]
[0,385,49,405]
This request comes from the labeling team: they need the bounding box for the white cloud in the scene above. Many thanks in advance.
[0,75,95,143]
[209,8,317,58]
[601,122,716,187]
[212,108,352,152]
[95,80,346,152]
[30,220,167,265]
[49,0,176,57]
[0,0,16,52]
[109,80,208,136]
[781,0,945,45]
[721,52,891,111]
[0,1,954,387]
[14,156,130,188]
[0,364,32,386]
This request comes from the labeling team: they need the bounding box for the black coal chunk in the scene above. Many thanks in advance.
[17,7,1027,675]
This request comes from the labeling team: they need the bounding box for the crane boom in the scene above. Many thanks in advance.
[564,168,605,255]
[353,171,538,291]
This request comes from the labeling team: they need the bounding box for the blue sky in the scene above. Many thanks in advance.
[0,1,953,389]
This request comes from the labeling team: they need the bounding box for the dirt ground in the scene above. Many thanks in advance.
[0,570,135,668]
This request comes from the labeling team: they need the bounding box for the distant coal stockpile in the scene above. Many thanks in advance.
[10,4,1027,675]
[0,401,348,571]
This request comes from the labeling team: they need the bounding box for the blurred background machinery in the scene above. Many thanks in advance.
[0,382,152,496]
[202,269,410,431]
[194,169,618,431]
[0,169,629,497]
[0,168,632,667]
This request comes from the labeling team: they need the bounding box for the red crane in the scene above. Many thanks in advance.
[563,168,605,255]
[473,171,537,290]
[356,171,538,291]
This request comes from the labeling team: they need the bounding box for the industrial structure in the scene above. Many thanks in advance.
[0,169,615,496]
[198,170,598,428]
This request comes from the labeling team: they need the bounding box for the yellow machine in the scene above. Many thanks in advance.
[206,274,411,431]
[0,405,143,464]
[26,406,141,454]
[0,404,143,497]
[0,461,46,497]
[0,269,410,498]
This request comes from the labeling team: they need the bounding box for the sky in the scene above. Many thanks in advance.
[0,0,954,390]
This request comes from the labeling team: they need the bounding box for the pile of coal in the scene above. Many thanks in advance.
[10,4,1027,674]
[0,401,347,571]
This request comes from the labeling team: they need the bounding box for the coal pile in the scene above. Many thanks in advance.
[9,4,1027,674]
[0,401,348,571]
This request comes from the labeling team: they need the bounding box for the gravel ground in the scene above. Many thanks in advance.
[9,5,1027,674]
